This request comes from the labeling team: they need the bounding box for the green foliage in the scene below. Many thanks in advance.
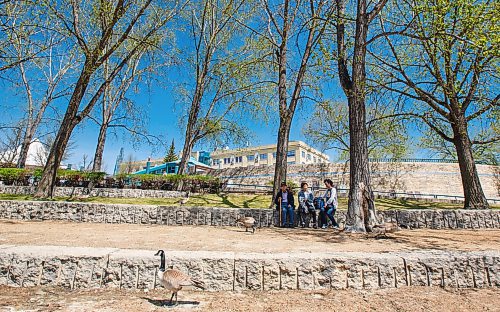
[117,173,221,192]
[0,168,106,186]
[0,168,28,185]
[164,139,178,163]
[375,0,499,157]
[303,101,409,161]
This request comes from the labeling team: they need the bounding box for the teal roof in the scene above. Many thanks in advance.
[133,157,210,174]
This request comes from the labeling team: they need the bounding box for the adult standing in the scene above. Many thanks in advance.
[298,182,317,228]
[274,182,295,228]
[324,179,339,229]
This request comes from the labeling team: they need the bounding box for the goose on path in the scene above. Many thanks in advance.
[236,216,256,233]
[154,250,204,305]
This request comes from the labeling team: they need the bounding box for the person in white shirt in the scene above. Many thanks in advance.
[323,178,339,229]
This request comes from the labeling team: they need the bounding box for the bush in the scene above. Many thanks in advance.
[0,167,107,187]
[118,173,221,193]
[0,168,29,185]
[0,166,219,193]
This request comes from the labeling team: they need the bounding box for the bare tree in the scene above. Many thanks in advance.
[122,153,136,174]
[10,33,75,168]
[88,51,150,172]
[176,0,265,179]
[371,0,498,208]
[331,0,388,232]
[34,0,182,198]
[0,125,23,165]
[250,0,332,205]
[32,135,76,167]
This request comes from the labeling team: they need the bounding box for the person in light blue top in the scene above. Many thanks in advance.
[323,178,339,229]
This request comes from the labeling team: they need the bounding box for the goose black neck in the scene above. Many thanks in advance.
[159,252,165,272]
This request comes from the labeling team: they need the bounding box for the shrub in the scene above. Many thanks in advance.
[0,168,28,185]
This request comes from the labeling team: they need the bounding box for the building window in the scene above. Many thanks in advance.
[247,155,254,161]
[301,151,305,158]
[307,154,311,161]
[313,156,317,163]
[287,150,296,157]
[287,161,295,165]
[260,153,268,160]
[235,156,243,163]
[272,152,276,158]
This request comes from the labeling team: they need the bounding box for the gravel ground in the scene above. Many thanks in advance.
[1,219,499,253]
[1,286,499,312]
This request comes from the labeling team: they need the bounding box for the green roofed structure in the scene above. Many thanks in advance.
[133,158,212,175]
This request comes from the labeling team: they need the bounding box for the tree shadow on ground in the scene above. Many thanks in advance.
[243,195,260,208]
[263,227,484,252]
[220,194,239,208]
[142,297,200,308]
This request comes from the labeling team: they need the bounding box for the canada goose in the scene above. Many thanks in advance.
[179,191,190,205]
[370,222,400,238]
[236,216,256,233]
[154,250,204,305]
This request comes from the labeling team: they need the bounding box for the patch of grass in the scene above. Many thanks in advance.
[0,193,498,210]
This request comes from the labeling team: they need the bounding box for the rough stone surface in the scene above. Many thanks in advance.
[1,200,499,230]
[0,186,186,199]
[214,162,500,200]
[0,245,498,291]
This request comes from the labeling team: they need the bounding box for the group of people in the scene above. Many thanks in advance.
[274,179,339,229]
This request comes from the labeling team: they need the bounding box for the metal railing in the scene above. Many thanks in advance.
[368,158,492,165]
[222,183,500,204]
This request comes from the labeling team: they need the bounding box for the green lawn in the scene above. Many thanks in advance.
[0,193,498,210]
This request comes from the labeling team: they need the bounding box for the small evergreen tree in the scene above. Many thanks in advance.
[164,139,178,163]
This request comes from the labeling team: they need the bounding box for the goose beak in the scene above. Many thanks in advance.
[154,250,162,256]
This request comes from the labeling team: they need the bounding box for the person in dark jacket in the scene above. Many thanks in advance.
[298,182,317,228]
[274,182,295,228]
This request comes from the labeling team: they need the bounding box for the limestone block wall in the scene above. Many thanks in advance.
[0,200,499,230]
[0,186,186,198]
[213,162,500,199]
[0,246,498,290]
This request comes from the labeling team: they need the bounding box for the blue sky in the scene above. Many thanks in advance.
[1,71,332,174]
[1,47,427,174]
[0,5,429,174]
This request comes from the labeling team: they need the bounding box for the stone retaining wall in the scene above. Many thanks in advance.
[214,162,500,199]
[1,200,499,230]
[0,186,186,198]
[0,245,498,290]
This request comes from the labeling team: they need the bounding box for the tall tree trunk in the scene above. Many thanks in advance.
[92,123,108,172]
[178,138,194,176]
[16,130,33,168]
[452,117,489,209]
[34,66,93,198]
[34,114,77,197]
[340,0,379,232]
[177,79,204,181]
[345,95,377,232]
[271,115,292,203]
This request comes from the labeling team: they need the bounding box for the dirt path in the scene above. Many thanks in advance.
[1,219,499,253]
[1,286,499,312]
